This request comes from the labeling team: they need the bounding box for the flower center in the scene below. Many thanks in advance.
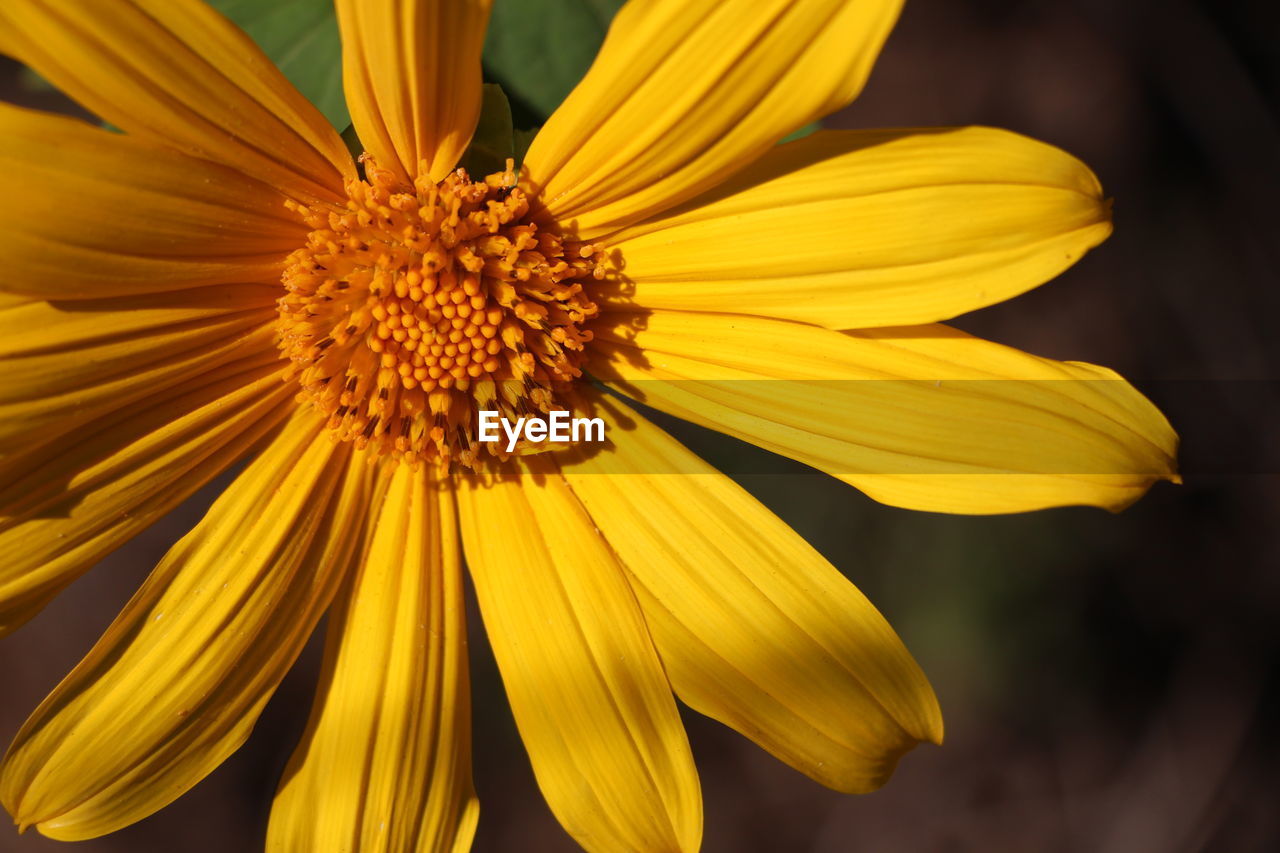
[276,157,603,468]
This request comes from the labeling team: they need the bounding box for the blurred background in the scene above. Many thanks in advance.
[1,0,1277,850]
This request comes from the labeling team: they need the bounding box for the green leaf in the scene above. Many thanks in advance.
[459,85,515,178]
[781,121,822,144]
[207,0,349,130]
[513,127,540,167]
[483,0,625,122]
[17,66,55,94]
[340,124,362,161]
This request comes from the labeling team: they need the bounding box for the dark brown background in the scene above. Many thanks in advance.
[2,0,1278,850]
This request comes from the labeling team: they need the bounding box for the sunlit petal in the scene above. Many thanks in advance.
[559,394,942,793]
[457,463,702,853]
[524,0,903,237]
[604,127,1112,328]
[593,312,1178,513]
[0,0,353,201]
[268,464,477,853]
[0,415,369,840]
[336,0,492,183]
[0,104,303,300]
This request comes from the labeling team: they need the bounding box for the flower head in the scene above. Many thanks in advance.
[0,0,1176,851]
[277,157,604,466]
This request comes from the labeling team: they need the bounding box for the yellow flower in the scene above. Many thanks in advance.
[0,0,1177,851]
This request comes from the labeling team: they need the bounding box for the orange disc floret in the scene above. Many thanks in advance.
[276,156,604,468]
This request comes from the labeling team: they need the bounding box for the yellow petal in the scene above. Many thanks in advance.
[523,0,903,237]
[0,104,303,299]
[336,0,491,183]
[592,312,1178,514]
[0,0,353,201]
[0,414,369,841]
[457,462,701,853]
[0,355,292,636]
[268,464,477,853]
[558,393,942,792]
[0,285,280,362]
[0,294,277,450]
[604,127,1112,328]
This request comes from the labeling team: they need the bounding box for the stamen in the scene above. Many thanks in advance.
[276,157,604,468]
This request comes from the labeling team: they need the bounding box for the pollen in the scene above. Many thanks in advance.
[276,157,604,468]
